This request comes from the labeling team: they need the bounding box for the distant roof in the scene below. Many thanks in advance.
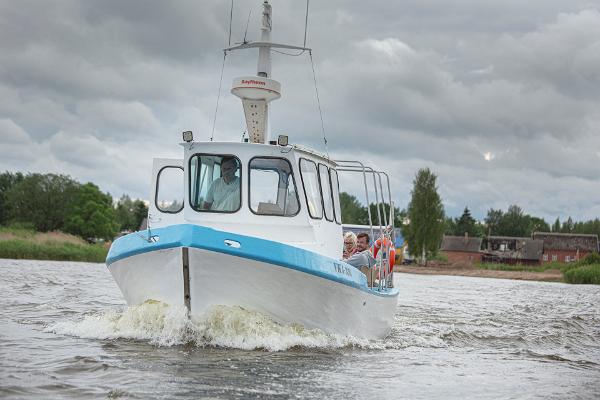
[488,235,531,241]
[441,235,482,252]
[533,232,599,251]
[522,239,544,260]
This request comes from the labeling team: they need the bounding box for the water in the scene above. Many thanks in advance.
[1,259,599,399]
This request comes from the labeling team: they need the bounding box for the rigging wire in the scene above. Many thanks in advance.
[303,0,309,47]
[273,0,309,57]
[210,51,227,142]
[309,51,329,159]
[228,0,234,46]
[243,8,252,43]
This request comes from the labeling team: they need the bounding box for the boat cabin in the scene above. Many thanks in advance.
[149,141,343,259]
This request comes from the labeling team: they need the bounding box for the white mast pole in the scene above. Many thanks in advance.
[258,1,272,143]
[257,1,272,78]
[229,1,309,144]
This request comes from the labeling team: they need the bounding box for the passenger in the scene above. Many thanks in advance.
[203,157,240,211]
[343,231,374,286]
[356,232,376,286]
[343,231,358,259]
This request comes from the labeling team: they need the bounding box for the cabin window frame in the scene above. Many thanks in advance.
[247,156,301,217]
[155,165,185,214]
[298,157,323,220]
[317,163,335,222]
[329,168,342,225]
[188,153,242,214]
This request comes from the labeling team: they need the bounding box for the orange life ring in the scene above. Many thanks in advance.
[372,237,395,273]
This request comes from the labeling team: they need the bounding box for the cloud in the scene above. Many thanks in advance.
[0,0,599,223]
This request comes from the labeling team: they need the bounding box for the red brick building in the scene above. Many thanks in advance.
[533,232,599,263]
[440,235,482,264]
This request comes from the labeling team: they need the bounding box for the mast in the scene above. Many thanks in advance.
[226,1,310,144]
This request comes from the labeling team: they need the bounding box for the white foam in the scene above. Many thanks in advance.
[46,302,380,351]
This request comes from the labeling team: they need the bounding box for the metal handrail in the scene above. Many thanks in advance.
[335,160,396,289]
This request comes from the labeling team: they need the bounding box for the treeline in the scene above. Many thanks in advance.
[446,205,600,238]
[0,171,147,240]
[340,192,404,228]
[341,191,600,240]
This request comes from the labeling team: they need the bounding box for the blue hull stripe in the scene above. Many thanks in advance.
[106,224,399,298]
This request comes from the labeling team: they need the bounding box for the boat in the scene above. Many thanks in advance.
[106,1,399,339]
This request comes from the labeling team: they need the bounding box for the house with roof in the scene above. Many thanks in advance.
[533,232,599,263]
[481,236,544,265]
[440,234,482,264]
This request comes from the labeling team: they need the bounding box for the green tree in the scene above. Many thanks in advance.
[64,183,119,240]
[455,206,479,237]
[485,208,504,236]
[366,202,403,227]
[115,195,148,231]
[561,216,574,233]
[527,216,550,235]
[444,216,457,235]
[552,217,561,232]
[402,168,445,264]
[132,199,148,230]
[115,195,135,231]
[500,205,529,237]
[0,171,24,225]
[339,192,366,224]
[6,173,79,231]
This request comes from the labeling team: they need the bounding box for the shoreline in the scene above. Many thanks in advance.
[395,265,564,282]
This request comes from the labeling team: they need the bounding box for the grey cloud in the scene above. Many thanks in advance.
[1,0,599,221]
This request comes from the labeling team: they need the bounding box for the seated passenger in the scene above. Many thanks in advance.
[343,231,358,259]
[203,157,240,211]
[356,232,376,286]
[343,231,373,286]
[356,232,376,267]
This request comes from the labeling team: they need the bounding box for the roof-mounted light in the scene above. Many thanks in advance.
[182,131,193,142]
[277,135,288,146]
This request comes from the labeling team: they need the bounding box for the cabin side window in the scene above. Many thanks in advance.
[329,168,342,224]
[318,164,334,222]
[155,166,184,213]
[299,158,323,219]
[189,154,241,213]
[249,157,300,216]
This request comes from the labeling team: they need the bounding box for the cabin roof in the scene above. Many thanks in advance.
[180,141,337,166]
[441,235,482,253]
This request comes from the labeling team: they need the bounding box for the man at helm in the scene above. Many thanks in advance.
[203,157,240,211]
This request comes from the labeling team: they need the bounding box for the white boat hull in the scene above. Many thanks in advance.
[108,246,398,339]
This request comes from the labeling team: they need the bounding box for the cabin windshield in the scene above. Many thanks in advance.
[249,157,300,216]
[189,154,241,213]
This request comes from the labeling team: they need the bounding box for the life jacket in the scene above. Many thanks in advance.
[372,237,396,273]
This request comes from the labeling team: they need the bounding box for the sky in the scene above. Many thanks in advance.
[1,0,600,222]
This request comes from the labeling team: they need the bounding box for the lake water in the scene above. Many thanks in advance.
[1,259,599,399]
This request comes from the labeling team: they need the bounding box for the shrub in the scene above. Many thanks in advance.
[563,264,600,284]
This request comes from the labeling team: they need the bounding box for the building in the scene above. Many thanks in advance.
[481,236,544,265]
[440,235,482,264]
[533,232,599,263]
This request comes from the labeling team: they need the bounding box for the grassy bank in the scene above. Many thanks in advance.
[0,227,108,262]
[476,263,554,273]
[476,252,600,284]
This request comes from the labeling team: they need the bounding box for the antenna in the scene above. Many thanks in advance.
[225,1,311,144]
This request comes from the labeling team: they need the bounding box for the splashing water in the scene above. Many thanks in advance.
[46,301,373,351]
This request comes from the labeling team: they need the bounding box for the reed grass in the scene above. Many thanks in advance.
[563,264,600,284]
[0,226,107,262]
